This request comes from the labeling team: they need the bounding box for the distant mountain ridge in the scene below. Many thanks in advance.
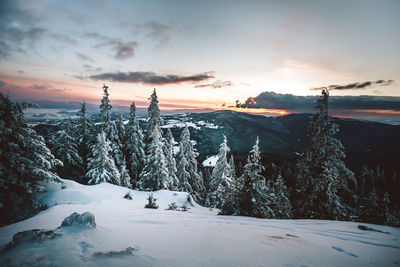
[163,110,400,173]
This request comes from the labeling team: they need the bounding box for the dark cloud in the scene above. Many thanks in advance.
[195,80,232,88]
[29,84,71,92]
[82,64,103,73]
[90,71,214,85]
[84,32,138,60]
[240,91,400,112]
[76,52,95,62]
[114,41,137,60]
[51,34,77,45]
[0,1,46,59]
[30,84,48,90]
[311,80,394,91]
[135,20,178,48]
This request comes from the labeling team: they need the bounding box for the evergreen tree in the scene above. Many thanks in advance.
[100,84,112,122]
[164,128,179,188]
[137,89,174,190]
[86,132,120,185]
[229,155,236,178]
[137,128,172,190]
[117,113,126,144]
[100,84,124,170]
[119,158,131,188]
[176,126,204,201]
[75,102,94,174]
[294,88,356,220]
[125,101,145,184]
[271,174,292,219]
[205,135,233,208]
[236,137,274,218]
[52,118,83,179]
[0,93,62,225]
[144,88,162,146]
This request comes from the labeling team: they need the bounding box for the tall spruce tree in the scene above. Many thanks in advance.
[119,158,132,188]
[117,113,126,144]
[52,118,83,180]
[86,132,120,185]
[0,93,62,225]
[236,137,274,218]
[271,174,292,219]
[75,102,94,174]
[294,88,356,220]
[176,126,204,201]
[137,89,174,190]
[125,101,145,184]
[205,135,233,208]
[100,84,125,170]
[164,128,179,188]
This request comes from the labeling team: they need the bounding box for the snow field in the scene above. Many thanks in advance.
[0,179,399,266]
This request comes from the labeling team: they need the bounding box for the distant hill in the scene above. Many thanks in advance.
[163,110,400,173]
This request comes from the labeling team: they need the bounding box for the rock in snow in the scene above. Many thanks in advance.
[60,212,96,228]
[4,229,61,250]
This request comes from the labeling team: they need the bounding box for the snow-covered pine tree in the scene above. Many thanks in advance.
[100,84,112,122]
[0,93,62,225]
[52,118,83,180]
[99,84,125,170]
[219,167,243,216]
[137,127,172,190]
[85,132,121,185]
[205,135,233,208]
[271,174,292,219]
[119,158,132,188]
[229,155,236,178]
[294,88,356,220]
[117,113,126,144]
[125,101,145,184]
[176,126,205,201]
[236,137,274,218]
[163,128,179,188]
[75,102,95,174]
[145,89,163,144]
[137,89,174,190]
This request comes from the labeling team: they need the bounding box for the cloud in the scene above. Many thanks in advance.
[0,1,46,58]
[195,80,233,88]
[76,52,95,62]
[135,20,178,48]
[29,83,71,92]
[51,34,77,45]
[114,41,137,60]
[311,80,394,91]
[82,64,103,72]
[84,32,138,60]
[240,91,400,113]
[89,71,215,85]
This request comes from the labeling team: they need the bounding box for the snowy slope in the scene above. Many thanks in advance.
[0,180,399,266]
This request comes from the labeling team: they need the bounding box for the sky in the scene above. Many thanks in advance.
[0,0,399,120]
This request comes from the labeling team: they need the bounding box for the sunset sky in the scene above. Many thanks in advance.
[0,0,399,119]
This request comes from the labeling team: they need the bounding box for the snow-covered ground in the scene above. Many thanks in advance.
[0,180,399,266]
[161,119,220,130]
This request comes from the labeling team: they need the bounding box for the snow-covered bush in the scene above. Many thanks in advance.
[144,193,158,209]
[124,192,133,200]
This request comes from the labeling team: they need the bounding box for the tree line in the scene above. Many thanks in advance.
[0,87,398,227]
